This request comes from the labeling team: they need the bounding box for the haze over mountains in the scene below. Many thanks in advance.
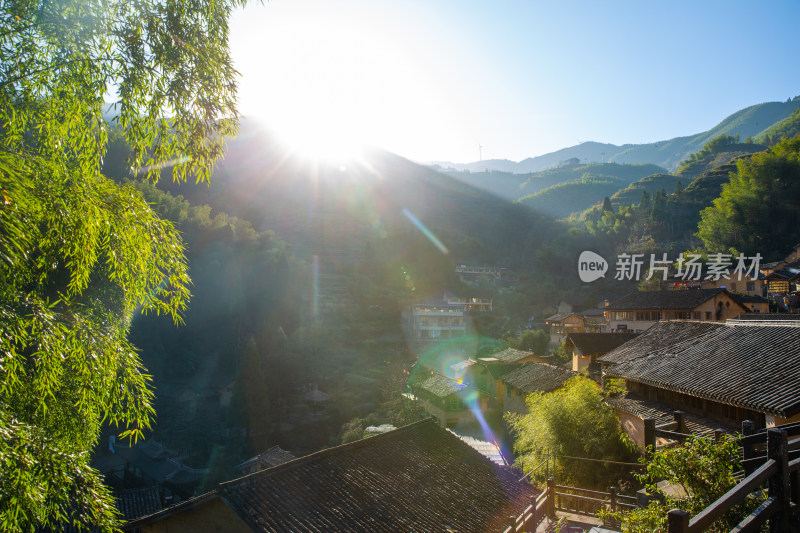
[432,98,800,173]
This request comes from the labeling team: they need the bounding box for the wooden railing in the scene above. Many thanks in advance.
[501,490,549,533]
[740,419,800,475]
[667,428,799,532]
[502,477,636,532]
[643,410,728,455]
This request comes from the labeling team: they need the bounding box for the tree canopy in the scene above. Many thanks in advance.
[697,137,800,258]
[507,376,636,489]
[0,0,247,528]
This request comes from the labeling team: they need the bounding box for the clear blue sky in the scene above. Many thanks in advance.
[229,0,800,164]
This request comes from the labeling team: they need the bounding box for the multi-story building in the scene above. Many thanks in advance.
[406,292,491,341]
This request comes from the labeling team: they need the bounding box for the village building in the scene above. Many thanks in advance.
[700,271,768,297]
[409,371,491,429]
[598,319,800,432]
[764,268,800,296]
[580,307,608,332]
[544,312,585,345]
[125,419,536,533]
[604,288,748,332]
[405,291,492,341]
[455,264,516,286]
[604,394,736,451]
[106,439,208,500]
[235,446,295,476]
[464,348,552,405]
[565,332,638,374]
[499,362,575,413]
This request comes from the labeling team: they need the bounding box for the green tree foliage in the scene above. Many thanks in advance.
[515,329,550,355]
[678,135,739,171]
[755,105,800,145]
[697,137,800,258]
[507,376,636,489]
[602,436,764,533]
[0,0,246,527]
[518,174,626,219]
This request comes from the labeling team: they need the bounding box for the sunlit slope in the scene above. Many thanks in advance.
[158,122,561,282]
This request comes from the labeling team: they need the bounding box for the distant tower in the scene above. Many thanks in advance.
[479,144,483,161]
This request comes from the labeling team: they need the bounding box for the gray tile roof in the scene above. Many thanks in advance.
[729,313,800,322]
[566,332,639,357]
[501,362,575,394]
[606,288,747,311]
[605,395,736,436]
[603,321,800,417]
[489,347,538,363]
[116,487,164,521]
[545,312,580,323]
[414,373,468,399]
[127,419,536,532]
[597,321,723,366]
[237,446,296,472]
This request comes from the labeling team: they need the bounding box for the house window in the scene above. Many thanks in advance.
[705,312,712,320]
[747,281,755,292]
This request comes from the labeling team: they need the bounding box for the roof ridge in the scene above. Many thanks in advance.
[218,417,441,489]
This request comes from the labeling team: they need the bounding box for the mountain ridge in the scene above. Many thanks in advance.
[432,98,800,173]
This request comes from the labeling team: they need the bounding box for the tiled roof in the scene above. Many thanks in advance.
[501,362,575,394]
[414,372,468,398]
[127,419,536,532]
[566,332,639,357]
[116,487,164,521]
[545,312,580,323]
[237,446,296,472]
[114,441,208,485]
[604,322,800,417]
[489,347,539,363]
[729,313,800,322]
[606,289,747,311]
[605,395,736,436]
[597,321,723,366]
[476,360,521,380]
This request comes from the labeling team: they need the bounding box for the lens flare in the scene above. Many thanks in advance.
[402,208,449,254]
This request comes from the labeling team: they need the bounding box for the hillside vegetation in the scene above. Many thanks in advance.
[755,105,800,144]
[518,174,626,219]
[438,98,800,174]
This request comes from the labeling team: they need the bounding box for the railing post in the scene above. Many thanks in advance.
[609,486,617,513]
[547,477,555,518]
[506,515,516,532]
[767,428,789,533]
[673,410,686,433]
[741,420,755,475]
[667,509,690,533]
[644,418,656,458]
[714,429,725,441]
[530,493,538,530]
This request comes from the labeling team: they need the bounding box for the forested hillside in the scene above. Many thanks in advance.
[437,98,800,174]
[569,137,800,263]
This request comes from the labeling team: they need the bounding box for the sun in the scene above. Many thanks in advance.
[230,6,460,164]
[271,103,367,164]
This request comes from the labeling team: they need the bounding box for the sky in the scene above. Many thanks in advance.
[229,0,800,164]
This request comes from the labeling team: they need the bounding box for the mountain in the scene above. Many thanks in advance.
[439,162,665,202]
[434,98,800,174]
[517,174,627,219]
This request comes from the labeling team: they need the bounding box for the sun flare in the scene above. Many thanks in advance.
[231,6,463,164]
